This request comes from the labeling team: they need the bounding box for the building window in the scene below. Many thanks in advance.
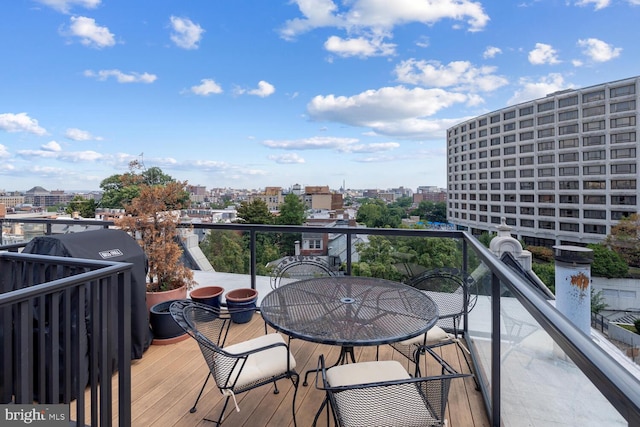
[584,224,606,235]
[520,156,534,166]
[539,220,556,230]
[491,149,500,157]
[537,100,554,112]
[559,152,578,162]
[583,120,605,131]
[611,211,634,220]
[611,179,636,189]
[558,110,578,121]
[559,138,579,149]
[491,205,501,213]
[611,195,637,205]
[490,160,500,168]
[520,195,534,203]
[520,207,535,215]
[520,118,534,128]
[582,90,605,103]
[538,168,555,177]
[490,126,500,135]
[558,166,578,176]
[583,165,605,175]
[584,195,606,204]
[491,182,500,190]
[583,150,606,161]
[519,106,533,116]
[583,180,606,190]
[520,169,534,178]
[503,110,516,120]
[469,122,476,129]
[583,135,605,146]
[611,115,636,128]
[611,163,636,174]
[539,207,556,216]
[610,84,635,97]
[503,123,516,132]
[559,194,579,203]
[479,150,487,158]
[479,192,487,199]
[558,96,578,108]
[504,158,516,167]
[491,172,500,180]
[538,181,555,190]
[538,194,555,203]
[558,124,578,135]
[611,148,636,159]
[611,132,636,144]
[521,219,534,227]
[504,134,516,144]
[503,146,516,155]
[560,209,579,218]
[520,181,534,190]
[560,223,580,232]
[479,161,487,169]
[504,194,516,202]
[538,128,555,138]
[490,114,500,123]
[478,118,487,126]
[519,131,534,141]
[583,105,605,117]
[559,181,579,190]
[504,170,516,179]
[538,154,555,164]
[611,100,636,113]
[520,144,534,153]
[505,207,516,215]
[538,141,555,151]
[584,210,606,219]
[538,114,554,125]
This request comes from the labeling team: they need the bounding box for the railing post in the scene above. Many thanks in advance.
[346,230,352,275]
[491,272,501,427]
[250,230,257,290]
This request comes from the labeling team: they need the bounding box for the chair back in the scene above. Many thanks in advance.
[407,267,477,334]
[170,300,242,390]
[270,255,337,290]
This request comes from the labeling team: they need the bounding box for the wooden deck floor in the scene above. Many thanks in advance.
[81,313,490,426]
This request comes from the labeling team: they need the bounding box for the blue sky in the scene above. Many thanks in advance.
[1,0,638,192]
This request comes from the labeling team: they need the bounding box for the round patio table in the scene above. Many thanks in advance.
[260,275,439,385]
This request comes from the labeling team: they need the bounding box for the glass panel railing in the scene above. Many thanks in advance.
[499,292,626,426]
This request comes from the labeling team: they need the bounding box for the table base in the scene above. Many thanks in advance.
[303,346,356,386]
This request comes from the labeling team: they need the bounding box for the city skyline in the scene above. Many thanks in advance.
[1,1,638,192]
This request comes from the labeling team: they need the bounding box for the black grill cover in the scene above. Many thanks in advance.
[23,228,151,359]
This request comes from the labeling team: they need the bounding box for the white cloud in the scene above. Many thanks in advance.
[42,141,62,152]
[0,144,10,159]
[507,73,573,105]
[236,81,276,97]
[483,46,502,59]
[0,113,47,135]
[35,0,100,13]
[394,60,508,92]
[575,0,610,10]
[169,16,204,50]
[528,43,560,65]
[577,38,622,62]
[262,136,359,150]
[66,16,115,48]
[268,153,306,164]
[324,35,396,57]
[65,128,102,141]
[84,69,157,83]
[190,79,223,96]
[280,0,490,40]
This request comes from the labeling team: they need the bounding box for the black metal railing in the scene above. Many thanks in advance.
[0,251,132,427]
[1,217,640,426]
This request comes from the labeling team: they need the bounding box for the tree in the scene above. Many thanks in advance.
[276,193,306,225]
[411,201,447,223]
[65,196,96,218]
[236,199,273,224]
[587,243,628,278]
[605,214,640,267]
[116,181,195,292]
[200,230,247,273]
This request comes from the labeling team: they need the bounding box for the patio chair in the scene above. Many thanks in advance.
[388,267,479,388]
[313,347,469,426]
[169,300,300,426]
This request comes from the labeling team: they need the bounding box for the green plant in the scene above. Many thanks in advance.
[635,318,640,334]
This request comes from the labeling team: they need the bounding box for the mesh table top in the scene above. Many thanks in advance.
[260,276,439,346]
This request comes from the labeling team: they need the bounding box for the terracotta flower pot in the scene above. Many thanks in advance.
[190,286,224,308]
[145,284,188,313]
[225,288,259,324]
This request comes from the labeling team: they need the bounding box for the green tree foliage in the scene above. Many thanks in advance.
[605,213,640,268]
[65,196,96,218]
[634,318,640,334]
[236,199,273,224]
[276,193,306,225]
[356,199,402,228]
[531,262,556,293]
[200,230,247,273]
[587,243,628,278]
[410,201,447,223]
[352,236,404,280]
[591,289,608,314]
[476,232,496,248]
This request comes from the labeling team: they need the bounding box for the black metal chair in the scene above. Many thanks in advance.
[313,347,469,426]
[388,267,479,388]
[169,300,300,426]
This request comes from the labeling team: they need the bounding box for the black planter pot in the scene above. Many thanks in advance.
[149,299,186,340]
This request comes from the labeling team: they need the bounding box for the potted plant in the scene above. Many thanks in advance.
[190,285,225,308]
[116,180,196,343]
[225,288,259,324]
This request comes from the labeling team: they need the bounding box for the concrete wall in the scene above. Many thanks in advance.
[591,277,640,312]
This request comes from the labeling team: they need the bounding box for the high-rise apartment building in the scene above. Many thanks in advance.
[447,76,639,247]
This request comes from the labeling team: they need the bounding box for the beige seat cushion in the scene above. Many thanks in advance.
[217,333,296,389]
[325,361,438,426]
[397,325,452,346]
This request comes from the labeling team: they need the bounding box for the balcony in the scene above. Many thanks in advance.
[1,218,640,426]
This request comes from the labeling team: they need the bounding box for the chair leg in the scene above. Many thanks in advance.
[272,380,280,394]
[191,372,212,413]
[456,340,480,390]
[290,372,300,427]
[312,397,329,427]
[204,395,231,425]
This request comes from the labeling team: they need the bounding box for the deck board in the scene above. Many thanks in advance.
[74,313,489,426]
